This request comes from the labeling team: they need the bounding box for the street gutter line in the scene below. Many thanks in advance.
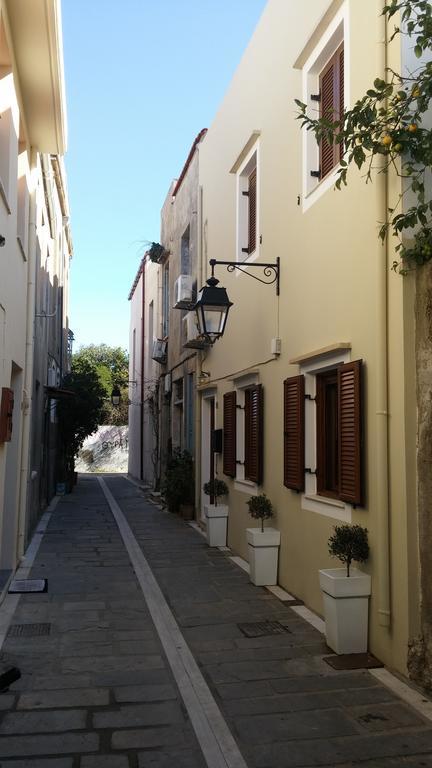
[0,497,58,651]
[98,476,248,768]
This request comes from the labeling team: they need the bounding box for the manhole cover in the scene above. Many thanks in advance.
[323,652,383,670]
[237,621,290,638]
[7,623,51,638]
[9,579,47,594]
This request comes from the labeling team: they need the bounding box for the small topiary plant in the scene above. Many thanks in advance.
[328,524,369,577]
[203,478,228,507]
[246,493,274,533]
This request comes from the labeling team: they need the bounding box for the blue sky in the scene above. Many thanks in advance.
[62,0,267,352]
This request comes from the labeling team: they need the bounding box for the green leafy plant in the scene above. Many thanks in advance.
[246,493,274,533]
[161,448,194,513]
[148,242,167,263]
[203,478,229,507]
[328,524,369,577]
[295,0,432,273]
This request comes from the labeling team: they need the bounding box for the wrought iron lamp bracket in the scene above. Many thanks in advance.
[209,257,280,295]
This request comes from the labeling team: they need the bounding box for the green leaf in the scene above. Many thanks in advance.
[415,44,423,58]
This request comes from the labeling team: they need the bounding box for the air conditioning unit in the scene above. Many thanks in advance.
[183,312,208,350]
[164,373,171,394]
[151,338,167,364]
[173,274,194,309]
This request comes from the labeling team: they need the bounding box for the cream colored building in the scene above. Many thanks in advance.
[0,0,70,586]
[197,0,418,678]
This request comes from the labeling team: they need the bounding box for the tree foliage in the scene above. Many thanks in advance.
[296,0,432,273]
[73,344,129,425]
[328,524,369,577]
[57,357,105,474]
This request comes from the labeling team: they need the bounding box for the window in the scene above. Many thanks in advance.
[236,142,259,262]
[284,359,363,513]
[298,2,348,208]
[223,382,264,486]
[162,264,169,337]
[181,226,190,274]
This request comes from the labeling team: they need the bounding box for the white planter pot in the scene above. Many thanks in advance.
[319,568,372,654]
[246,527,281,586]
[205,504,228,547]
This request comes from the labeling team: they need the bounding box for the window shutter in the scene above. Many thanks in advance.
[245,384,263,484]
[320,59,335,179]
[283,376,305,491]
[339,47,344,162]
[338,360,363,505]
[0,387,14,443]
[223,391,237,477]
[248,168,257,254]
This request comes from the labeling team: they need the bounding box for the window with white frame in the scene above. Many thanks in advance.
[283,347,363,522]
[300,3,348,209]
[223,374,263,491]
[236,143,259,262]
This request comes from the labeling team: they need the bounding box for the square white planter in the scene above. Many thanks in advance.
[319,568,371,654]
[205,504,228,547]
[246,527,280,586]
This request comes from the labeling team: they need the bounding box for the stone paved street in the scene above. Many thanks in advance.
[0,474,432,767]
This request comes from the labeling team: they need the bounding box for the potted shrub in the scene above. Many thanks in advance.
[203,478,229,547]
[246,494,280,586]
[319,524,371,655]
[162,449,194,518]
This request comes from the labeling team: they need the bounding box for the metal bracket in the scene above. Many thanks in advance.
[311,93,321,101]
[305,467,317,475]
[305,394,316,401]
[209,257,280,296]
[242,191,250,197]
[310,170,321,178]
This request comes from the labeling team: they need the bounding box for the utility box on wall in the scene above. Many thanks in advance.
[0,387,14,443]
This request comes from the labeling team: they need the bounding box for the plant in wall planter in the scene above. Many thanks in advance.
[246,494,280,586]
[203,479,229,547]
[319,524,371,655]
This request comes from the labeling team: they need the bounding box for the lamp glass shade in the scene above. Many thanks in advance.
[194,283,232,343]
[111,386,121,406]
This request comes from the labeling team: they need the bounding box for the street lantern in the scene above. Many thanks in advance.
[194,275,233,345]
[111,386,121,406]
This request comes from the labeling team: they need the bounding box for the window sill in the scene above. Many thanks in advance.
[234,478,258,495]
[0,177,11,215]
[302,492,351,523]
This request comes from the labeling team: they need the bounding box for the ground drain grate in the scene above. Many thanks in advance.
[323,652,383,670]
[237,620,291,638]
[8,579,47,594]
[7,623,51,638]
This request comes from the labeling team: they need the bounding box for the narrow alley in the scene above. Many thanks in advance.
[1,475,432,767]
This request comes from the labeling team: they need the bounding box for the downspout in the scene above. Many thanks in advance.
[376,2,391,627]
[16,149,37,559]
[140,257,146,481]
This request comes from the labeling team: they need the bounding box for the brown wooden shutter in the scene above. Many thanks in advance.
[248,168,257,254]
[338,360,363,505]
[0,387,14,443]
[319,45,344,178]
[320,58,335,179]
[223,391,237,477]
[339,47,344,162]
[283,376,305,491]
[245,384,263,484]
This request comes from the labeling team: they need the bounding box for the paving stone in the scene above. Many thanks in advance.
[61,655,164,673]
[215,681,274,700]
[0,709,87,734]
[0,694,15,710]
[93,701,184,728]
[18,688,109,709]
[234,707,360,744]
[63,602,106,611]
[0,732,99,757]
[111,726,187,750]
[80,757,129,768]
[114,684,177,703]
[0,760,73,768]
[137,749,206,767]
[349,701,427,731]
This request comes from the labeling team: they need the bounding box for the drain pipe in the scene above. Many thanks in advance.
[16,149,38,559]
[376,2,391,628]
[195,184,204,515]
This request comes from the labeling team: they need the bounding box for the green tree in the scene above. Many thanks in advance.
[57,357,105,481]
[73,344,129,425]
[296,0,432,273]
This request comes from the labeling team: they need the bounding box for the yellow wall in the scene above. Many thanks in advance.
[198,0,417,676]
